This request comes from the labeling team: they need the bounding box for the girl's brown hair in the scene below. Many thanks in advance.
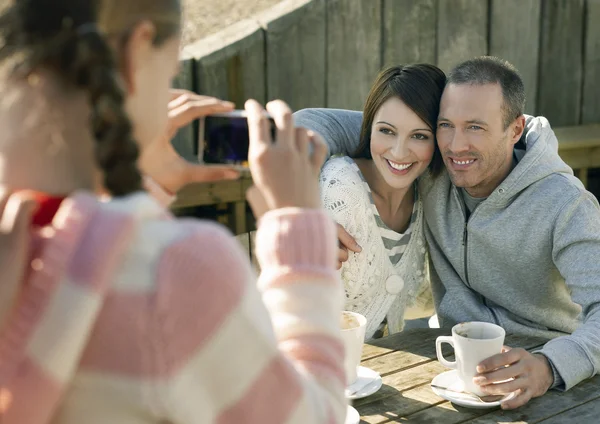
[354,64,446,177]
[0,0,181,196]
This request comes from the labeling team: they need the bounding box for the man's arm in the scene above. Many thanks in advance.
[474,188,600,409]
[293,108,363,159]
[543,190,600,390]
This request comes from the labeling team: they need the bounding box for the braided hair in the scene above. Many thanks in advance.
[0,0,142,196]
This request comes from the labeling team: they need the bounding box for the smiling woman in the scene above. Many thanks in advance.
[319,64,446,339]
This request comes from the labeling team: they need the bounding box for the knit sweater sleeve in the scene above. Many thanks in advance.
[155,209,346,424]
[320,158,370,242]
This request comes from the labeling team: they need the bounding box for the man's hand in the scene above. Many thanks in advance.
[336,223,361,269]
[138,90,240,194]
[474,346,554,409]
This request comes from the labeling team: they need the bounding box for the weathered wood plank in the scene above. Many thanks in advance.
[489,0,542,114]
[582,0,600,124]
[537,0,585,126]
[382,0,436,67]
[391,395,483,424]
[436,0,488,72]
[367,328,445,351]
[359,383,446,424]
[355,360,448,410]
[537,394,600,423]
[555,124,600,150]
[362,344,395,362]
[186,19,266,108]
[558,147,600,170]
[460,376,600,423]
[171,58,197,161]
[170,178,250,209]
[361,330,448,376]
[326,0,382,110]
[260,0,326,110]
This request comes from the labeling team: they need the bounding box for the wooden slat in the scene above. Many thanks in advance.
[555,124,600,150]
[233,201,247,235]
[170,177,251,209]
[355,360,449,411]
[582,0,600,124]
[260,0,327,110]
[436,0,488,72]
[461,377,600,423]
[188,19,266,108]
[382,0,436,67]
[326,0,382,110]
[556,124,600,174]
[537,395,600,423]
[537,0,585,126]
[171,58,197,161]
[489,0,542,114]
[359,383,446,424]
[558,147,600,171]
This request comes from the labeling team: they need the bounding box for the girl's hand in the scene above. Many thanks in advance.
[245,99,326,212]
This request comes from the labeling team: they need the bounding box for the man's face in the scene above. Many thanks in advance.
[436,83,518,198]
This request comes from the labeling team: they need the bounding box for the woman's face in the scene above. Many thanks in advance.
[370,97,435,190]
[123,23,181,150]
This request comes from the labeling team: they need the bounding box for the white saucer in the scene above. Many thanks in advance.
[345,366,382,399]
[431,370,516,409]
[345,405,360,424]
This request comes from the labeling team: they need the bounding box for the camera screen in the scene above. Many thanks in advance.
[202,115,251,165]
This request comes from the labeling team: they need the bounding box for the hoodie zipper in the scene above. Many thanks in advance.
[455,187,471,288]
[462,220,470,286]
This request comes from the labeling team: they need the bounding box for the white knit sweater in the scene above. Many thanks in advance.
[320,157,432,339]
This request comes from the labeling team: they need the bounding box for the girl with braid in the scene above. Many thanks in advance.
[0,1,346,423]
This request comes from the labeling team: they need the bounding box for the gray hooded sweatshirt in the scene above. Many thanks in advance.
[295,108,600,391]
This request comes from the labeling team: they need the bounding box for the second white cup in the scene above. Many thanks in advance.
[436,321,505,396]
[340,311,367,386]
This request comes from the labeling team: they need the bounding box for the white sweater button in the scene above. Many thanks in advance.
[386,275,404,295]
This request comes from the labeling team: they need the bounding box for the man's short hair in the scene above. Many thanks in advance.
[447,56,526,129]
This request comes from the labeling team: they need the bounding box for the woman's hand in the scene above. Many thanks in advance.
[245,99,326,214]
[138,90,240,194]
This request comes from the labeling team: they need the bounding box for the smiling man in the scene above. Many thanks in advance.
[294,56,600,409]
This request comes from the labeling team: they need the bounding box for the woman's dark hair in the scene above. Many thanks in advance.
[353,64,447,177]
[0,0,181,196]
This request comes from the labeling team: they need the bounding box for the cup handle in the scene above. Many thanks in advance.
[436,336,457,369]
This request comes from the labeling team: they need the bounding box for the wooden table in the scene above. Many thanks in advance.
[356,329,600,423]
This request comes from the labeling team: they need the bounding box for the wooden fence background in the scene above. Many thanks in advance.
[172,0,600,160]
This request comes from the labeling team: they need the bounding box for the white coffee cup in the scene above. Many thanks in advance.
[340,311,367,385]
[435,321,505,396]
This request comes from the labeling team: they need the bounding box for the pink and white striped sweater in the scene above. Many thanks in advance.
[0,191,346,423]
